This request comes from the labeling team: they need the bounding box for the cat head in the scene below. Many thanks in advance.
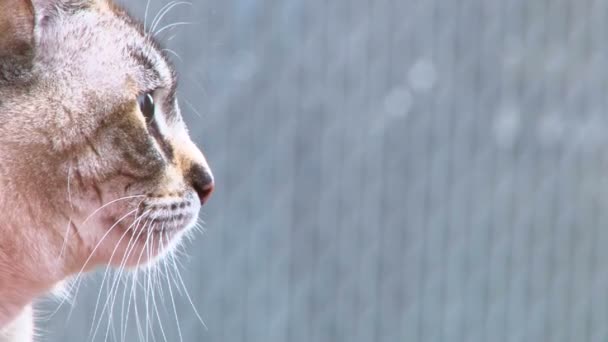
[0,0,214,272]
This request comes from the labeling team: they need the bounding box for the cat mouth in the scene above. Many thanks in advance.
[148,213,195,233]
[103,203,199,246]
[93,192,201,266]
[132,192,201,235]
[127,209,198,237]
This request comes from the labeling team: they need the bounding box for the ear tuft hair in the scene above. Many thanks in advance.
[34,0,92,16]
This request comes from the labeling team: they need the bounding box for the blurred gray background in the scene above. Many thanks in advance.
[39,0,608,341]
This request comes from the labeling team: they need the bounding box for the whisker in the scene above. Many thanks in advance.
[81,195,146,226]
[149,0,176,33]
[153,234,167,303]
[149,246,169,342]
[147,231,165,342]
[91,216,153,342]
[127,223,155,342]
[162,48,183,63]
[169,252,208,330]
[182,98,203,118]
[131,231,150,341]
[150,1,191,34]
[144,230,153,342]
[128,275,145,342]
[161,234,184,342]
[144,0,152,29]
[87,211,150,339]
[154,21,193,37]
[119,219,151,341]
[162,237,183,296]
[59,162,75,257]
[49,207,141,319]
[110,223,149,327]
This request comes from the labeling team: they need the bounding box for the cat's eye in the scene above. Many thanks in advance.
[137,92,155,121]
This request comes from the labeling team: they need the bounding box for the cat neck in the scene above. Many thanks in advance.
[0,221,64,326]
[0,173,73,326]
[0,306,33,342]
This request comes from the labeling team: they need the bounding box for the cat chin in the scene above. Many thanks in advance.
[105,227,187,269]
[127,229,188,270]
[68,187,201,270]
[80,208,198,271]
[0,306,33,342]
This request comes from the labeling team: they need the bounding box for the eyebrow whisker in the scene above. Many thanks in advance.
[153,21,193,37]
[150,1,192,35]
[161,48,183,63]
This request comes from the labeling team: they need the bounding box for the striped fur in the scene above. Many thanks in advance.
[0,1,213,339]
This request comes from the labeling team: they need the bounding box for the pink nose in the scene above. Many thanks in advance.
[190,164,214,205]
[196,181,214,205]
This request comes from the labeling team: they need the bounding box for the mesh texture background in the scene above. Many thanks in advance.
[40,0,608,341]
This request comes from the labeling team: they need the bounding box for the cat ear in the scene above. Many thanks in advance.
[0,0,35,80]
[0,0,35,58]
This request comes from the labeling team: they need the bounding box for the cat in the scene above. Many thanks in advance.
[0,0,214,340]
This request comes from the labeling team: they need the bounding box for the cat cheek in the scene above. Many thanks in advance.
[118,148,165,180]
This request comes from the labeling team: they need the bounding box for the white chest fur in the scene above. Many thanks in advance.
[0,306,32,342]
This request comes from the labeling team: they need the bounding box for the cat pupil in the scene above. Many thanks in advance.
[137,92,155,121]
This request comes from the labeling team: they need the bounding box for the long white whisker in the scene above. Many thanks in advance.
[91,215,153,342]
[49,207,141,319]
[81,195,146,226]
[162,238,183,296]
[119,217,150,342]
[150,1,178,34]
[154,21,193,37]
[182,98,203,118]
[87,211,150,339]
[161,234,184,342]
[107,221,150,340]
[169,252,208,330]
[153,223,168,303]
[146,217,163,342]
[128,220,154,342]
[59,162,75,257]
[144,230,153,342]
[72,207,140,288]
[150,1,192,34]
[144,0,152,29]
[148,228,166,342]
[84,230,129,333]
[161,48,183,63]
[130,275,146,342]
[131,225,150,341]
[150,0,176,33]
[150,285,169,342]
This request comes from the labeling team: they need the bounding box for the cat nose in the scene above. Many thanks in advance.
[189,164,214,205]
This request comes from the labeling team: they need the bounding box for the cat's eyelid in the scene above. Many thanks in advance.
[129,46,178,117]
[129,48,170,91]
[143,73,175,99]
